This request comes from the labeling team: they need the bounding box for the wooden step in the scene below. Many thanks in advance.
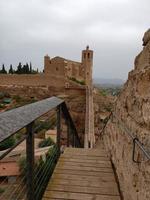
[61,154,110,161]
[43,191,120,200]
[42,147,121,200]
[52,172,116,182]
[50,178,118,189]
[55,164,113,173]
[59,157,110,164]
[54,169,115,177]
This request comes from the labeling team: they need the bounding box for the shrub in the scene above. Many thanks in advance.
[34,118,56,133]
[0,92,5,99]
[18,156,27,175]
[0,136,16,151]
[15,128,26,141]
[39,137,54,148]
[4,92,11,98]
[69,77,85,85]
[0,104,5,109]
[13,95,22,103]
[0,187,5,194]
[100,89,107,96]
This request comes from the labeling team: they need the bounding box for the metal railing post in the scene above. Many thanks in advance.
[72,131,75,147]
[67,121,70,147]
[26,122,34,200]
[57,105,61,153]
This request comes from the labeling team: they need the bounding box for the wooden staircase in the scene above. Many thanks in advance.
[42,143,121,200]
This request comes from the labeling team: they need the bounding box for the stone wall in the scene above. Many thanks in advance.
[44,51,86,83]
[44,56,66,77]
[64,89,86,145]
[66,60,84,81]
[0,85,65,100]
[0,47,91,92]
[103,30,150,200]
[0,74,65,88]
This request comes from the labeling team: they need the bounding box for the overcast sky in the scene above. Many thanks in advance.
[0,0,149,80]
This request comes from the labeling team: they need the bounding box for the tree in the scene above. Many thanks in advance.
[1,64,7,74]
[16,62,22,74]
[9,64,14,74]
[26,63,30,74]
[22,63,30,74]
[29,62,32,73]
[22,65,26,74]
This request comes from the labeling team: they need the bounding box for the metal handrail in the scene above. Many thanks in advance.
[112,113,150,162]
[0,96,64,143]
[0,97,81,200]
[100,111,150,162]
[112,113,150,163]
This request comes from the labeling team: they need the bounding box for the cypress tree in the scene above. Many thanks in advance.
[29,62,32,73]
[9,64,14,74]
[22,64,26,74]
[16,62,22,74]
[1,64,7,74]
[26,63,30,74]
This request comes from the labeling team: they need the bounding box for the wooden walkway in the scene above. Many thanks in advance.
[42,146,121,200]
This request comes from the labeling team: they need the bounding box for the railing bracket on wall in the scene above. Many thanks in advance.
[132,137,140,163]
[99,111,150,164]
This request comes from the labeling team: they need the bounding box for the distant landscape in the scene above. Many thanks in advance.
[94,78,125,87]
[94,78,125,96]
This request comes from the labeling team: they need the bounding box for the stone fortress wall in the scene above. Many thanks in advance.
[103,29,150,200]
[0,46,94,148]
[0,46,95,148]
[44,55,84,82]
[0,46,91,88]
[0,74,65,88]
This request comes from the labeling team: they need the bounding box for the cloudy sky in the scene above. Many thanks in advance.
[0,0,149,80]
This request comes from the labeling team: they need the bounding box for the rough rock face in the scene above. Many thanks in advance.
[64,93,86,145]
[143,29,150,46]
[103,30,150,200]
[93,88,114,141]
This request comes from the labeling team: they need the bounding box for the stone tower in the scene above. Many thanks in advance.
[82,46,95,148]
[82,45,93,86]
[44,55,50,74]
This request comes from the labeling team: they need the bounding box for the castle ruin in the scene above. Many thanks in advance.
[44,45,93,88]
[44,46,95,148]
[0,46,95,147]
[0,46,93,89]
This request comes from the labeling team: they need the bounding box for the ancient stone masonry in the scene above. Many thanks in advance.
[0,46,95,148]
[0,47,90,89]
[44,55,85,83]
[103,29,150,200]
[83,46,95,148]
